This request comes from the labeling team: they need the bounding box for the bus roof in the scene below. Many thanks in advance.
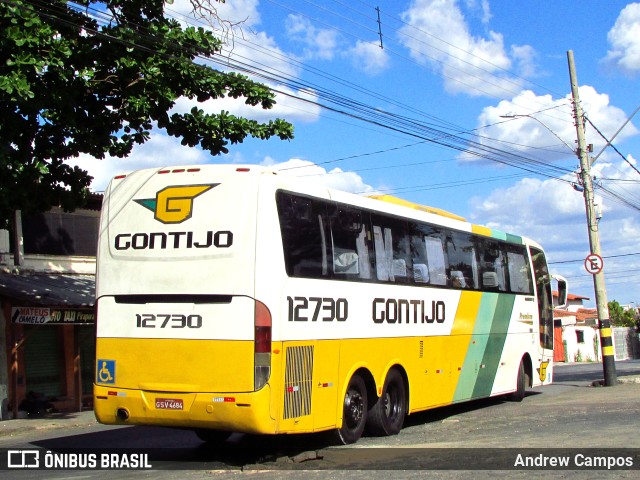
[368,194,467,222]
[105,164,540,249]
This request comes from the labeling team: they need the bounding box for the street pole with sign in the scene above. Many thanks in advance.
[567,50,617,386]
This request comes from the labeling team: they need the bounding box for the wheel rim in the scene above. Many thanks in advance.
[383,384,400,421]
[345,389,365,429]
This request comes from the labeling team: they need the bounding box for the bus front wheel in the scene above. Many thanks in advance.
[366,368,406,436]
[507,360,529,402]
[334,374,368,444]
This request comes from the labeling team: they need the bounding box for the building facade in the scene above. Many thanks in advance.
[553,292,640,363]
[0,201,99,419]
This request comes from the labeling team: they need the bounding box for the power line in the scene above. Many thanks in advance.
[264,0,573,115]
[585,116,640,176]
[17,0,638,209]
[549,252,640,265]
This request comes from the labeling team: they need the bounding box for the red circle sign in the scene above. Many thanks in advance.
[584,254,604,274]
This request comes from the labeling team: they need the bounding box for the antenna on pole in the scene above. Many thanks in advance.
[376,6,383,49]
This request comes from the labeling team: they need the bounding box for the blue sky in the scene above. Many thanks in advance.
[74,0,640,308]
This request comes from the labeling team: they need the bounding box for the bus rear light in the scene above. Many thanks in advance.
[255,327,271,354]
[254,300,271,352]
[157,168,201,174]
[254,300,272,390]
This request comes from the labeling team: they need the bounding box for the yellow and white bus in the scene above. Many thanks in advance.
[94,164,567,444]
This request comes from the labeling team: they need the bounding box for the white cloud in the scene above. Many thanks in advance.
[471,84,640,302]
[468,150,640,304]
[345,40,390,76]
[284,13,389,75]
[167,0,262,30]
[604,2,640,74]
[511,44,538,78]
[467,165,638,264]
[262,158,379,194]
[470,176,585,234]
[71,134,210,192]
[464,0,492,25]
[398,0,534,96]
[166,2,322,124]
[171,85,321,124]
[477,87,639,162]
[285,14,339,61]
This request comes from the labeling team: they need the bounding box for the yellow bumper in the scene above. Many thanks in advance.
[94,383,276,435]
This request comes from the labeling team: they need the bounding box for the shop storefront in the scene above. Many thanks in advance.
[1,272,95,418]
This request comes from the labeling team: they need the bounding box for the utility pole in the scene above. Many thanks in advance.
[567,50,617,386]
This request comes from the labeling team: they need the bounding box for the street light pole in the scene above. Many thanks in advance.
[567,50,617,386]
[499,113,575,153]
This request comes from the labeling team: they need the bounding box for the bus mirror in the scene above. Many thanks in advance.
[553,275,568,308]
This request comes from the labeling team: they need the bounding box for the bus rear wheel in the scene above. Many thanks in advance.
[334,374,368,444]
[366,368,406,436]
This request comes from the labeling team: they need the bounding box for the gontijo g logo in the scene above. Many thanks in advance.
[134,184,219,224]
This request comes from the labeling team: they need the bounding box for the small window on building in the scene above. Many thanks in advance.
[576,330,585,344]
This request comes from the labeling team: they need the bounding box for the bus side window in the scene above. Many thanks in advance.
[506,248,533,294]
[445,232,479,289]
[478,240,507,292]
[373,225,392,281]
[409,223,447,286]
[277,192,329,278]
[409,228,429,283]
[329,206,373,280]
[372,217,411,283]
[530,247,554,350]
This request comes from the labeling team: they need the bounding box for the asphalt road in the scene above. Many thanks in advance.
[1,360,639,479]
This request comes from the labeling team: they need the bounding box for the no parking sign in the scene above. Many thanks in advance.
[584,253,604,274]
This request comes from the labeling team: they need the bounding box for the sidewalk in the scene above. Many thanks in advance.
[594,374,640,385]
[0,409,98,438]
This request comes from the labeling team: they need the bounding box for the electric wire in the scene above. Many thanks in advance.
[14,0,638,209]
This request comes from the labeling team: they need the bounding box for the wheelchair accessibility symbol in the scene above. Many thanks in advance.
[97,359,115,384]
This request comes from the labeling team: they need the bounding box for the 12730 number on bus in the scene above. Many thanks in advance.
[136,314,202,329]
[287,296,348,322]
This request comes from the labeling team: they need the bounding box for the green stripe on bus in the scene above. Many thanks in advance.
[505,233,523,244]
[491,230,508,241]
[453,293,497,402]
[472,294,517,398]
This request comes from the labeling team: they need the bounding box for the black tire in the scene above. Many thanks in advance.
[194,429,232,444]
[507,360,528,402]
[334,374,368,445]
[366,369,406,436]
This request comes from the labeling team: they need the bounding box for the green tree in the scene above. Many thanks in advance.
[0,0,294,228]
[608,300,637,327]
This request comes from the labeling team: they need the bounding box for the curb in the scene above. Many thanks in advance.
[591,375,640,386]
[0,410,97,438]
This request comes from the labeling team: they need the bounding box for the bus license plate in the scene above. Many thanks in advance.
[155,398,184,410]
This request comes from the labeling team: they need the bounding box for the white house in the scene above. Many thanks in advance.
[553,291,639,363]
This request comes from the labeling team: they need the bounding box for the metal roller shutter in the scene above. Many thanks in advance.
[24,326,64,399]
